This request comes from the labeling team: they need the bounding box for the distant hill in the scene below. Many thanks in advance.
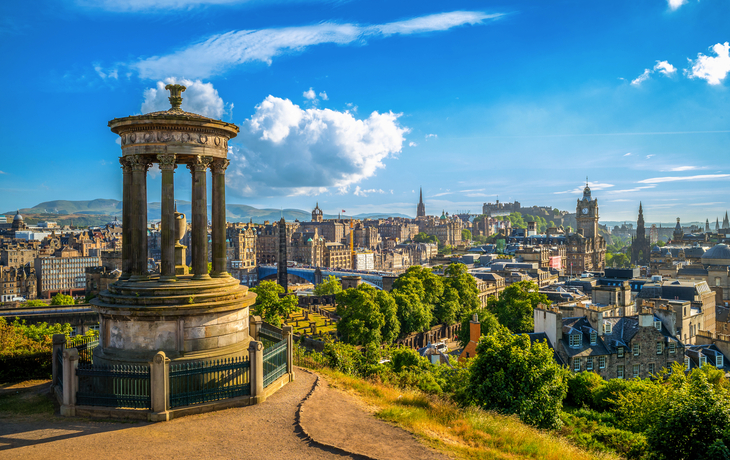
[4,200,412,225]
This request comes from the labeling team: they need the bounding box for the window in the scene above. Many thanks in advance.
[700,356,707,367]
[617,365,624,379]
[599,356,606,369]
[586,357,594,370]
[617,347,624,358]
[574,358,581,372]
[656,342,663,354]
[604,322,612,334]
[648,363,655,375]
[717,354,724,368]
[633,344,640,356]
[685,357,691,370]
[633,364,640,378]
[590,332,597,345]
[669,342,676,354]
[654,321,662,330]
[570,333,581,348]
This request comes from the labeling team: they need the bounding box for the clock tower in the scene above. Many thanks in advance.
[576,183,598,239]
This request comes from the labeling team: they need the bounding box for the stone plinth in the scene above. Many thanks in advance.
[91,275,255,365]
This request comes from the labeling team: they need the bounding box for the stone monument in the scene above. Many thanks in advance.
[91,84,256,366]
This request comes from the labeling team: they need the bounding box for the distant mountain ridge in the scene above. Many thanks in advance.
[5,199,412,224]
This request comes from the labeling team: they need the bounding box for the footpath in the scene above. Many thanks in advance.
[0,369,448,460]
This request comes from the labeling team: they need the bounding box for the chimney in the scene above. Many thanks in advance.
[470,313,481,344]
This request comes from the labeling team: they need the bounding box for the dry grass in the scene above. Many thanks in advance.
[317,369,620,460]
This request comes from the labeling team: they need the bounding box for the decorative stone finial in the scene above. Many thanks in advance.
[165,84,187,111]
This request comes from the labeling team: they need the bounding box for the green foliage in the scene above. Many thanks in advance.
[486,280,549,333]
[250,280,299,327]
[22,300,46,307]
[413,232,439,244]
[457,309,500,349]
[605,252,630,268]
[50,293,75,305]
[566,371,605,408]
[461,229,472,241]
[84,293,96,303]
[560,409,648,459]
[467,325,568,429]
[336,285,400,347]
[313,275,343,296]
[438,245,452,255]
[656,240,666,247]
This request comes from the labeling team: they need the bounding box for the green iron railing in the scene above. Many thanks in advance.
[55,348,64,391]
[260,323,283,343]
[76,364,151,409]
[263,339,287,388]
[67,336,99,364]
[169,356,251,409]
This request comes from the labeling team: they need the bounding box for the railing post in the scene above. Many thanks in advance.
[52,334,66,391]
[149,351,170,422]
[250,315,262,341]
[249,340,264,404]
[60,348,78,417]
[282,325,295,382]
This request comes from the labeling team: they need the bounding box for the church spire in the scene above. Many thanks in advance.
[416,186,426,218]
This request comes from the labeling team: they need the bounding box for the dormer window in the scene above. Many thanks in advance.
[604,322,612,334]
[569,333,581,348]
[717,354,724,368]
[590,332,597,345]
[685,357,691,370]
[654,321,662,331]
[700,356,708,367]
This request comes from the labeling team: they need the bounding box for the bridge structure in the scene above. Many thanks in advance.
[257,265,393,289]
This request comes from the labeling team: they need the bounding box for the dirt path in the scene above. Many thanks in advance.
[0,369,448,460]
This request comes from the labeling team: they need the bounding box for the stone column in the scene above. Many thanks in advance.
[188,156,212,280]
[119,157,132,280]
[210,159,230,277]
[248,340,264,404]
[60,348,79,417]
[128,156,151,281]
[149,351,170,422]
[283,325,295,381]
[158,154,177,282]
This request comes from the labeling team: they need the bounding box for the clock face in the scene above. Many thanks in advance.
[582,207,589,215]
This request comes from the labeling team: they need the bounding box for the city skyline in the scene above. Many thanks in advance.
[1,0,729,221]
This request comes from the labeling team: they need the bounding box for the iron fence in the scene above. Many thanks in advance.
[67,336,99,364]
[169,356,251,409]
[263,339,287,388]
[259,322,283,343]
[76,363,151,409]
[55,349,64,391]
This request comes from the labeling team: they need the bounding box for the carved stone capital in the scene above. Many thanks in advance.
[127,155,153,173]
[210,159,230,175]
[187,156,213,173]
[157,154,177,171]
[119,157,132,173]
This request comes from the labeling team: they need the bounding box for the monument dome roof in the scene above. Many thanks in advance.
[701,243,730,264]
[13,211,22,222]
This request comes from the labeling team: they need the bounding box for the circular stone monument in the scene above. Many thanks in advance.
[91,84,256,365]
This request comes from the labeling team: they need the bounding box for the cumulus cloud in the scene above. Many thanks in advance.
[227,95,409,197]
[354,187,386,197]
[425,133,438,139]
[408,142,418,147]
[638,174,730,184]
[141,78,230,118]
[667,0,687,10]
[303,88,316,100]
[631,69,651,86]
[318,91,328,100]
[631,61,676,86]
[688,42,730,85]
[129,11,502,79]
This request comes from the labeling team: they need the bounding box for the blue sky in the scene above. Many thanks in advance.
[1,0,729,223]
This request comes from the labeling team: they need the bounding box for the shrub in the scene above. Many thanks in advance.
[566,371,604,409]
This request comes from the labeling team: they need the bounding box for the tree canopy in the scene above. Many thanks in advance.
[486,280,549,333]
[250,280,298,327]
[51,293,75,306]
[413,232,439,244]
[313,275,342,296]
[336,284,399,347]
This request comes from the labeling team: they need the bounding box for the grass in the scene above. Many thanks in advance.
[0,391,55,417]
[287,309,337,336]
[314,368,619,460]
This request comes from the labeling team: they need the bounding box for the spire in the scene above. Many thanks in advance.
[419,187,423,204]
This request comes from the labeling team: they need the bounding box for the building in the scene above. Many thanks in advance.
[631,203,650,266]
[324,242,351,269]
[566,184,606,273]
[1,265,37,302]
[226,222,257,284]
[417,187,426,218]
[354,251,375,271]
[35,254,101,298]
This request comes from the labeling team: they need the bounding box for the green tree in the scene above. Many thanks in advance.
[22,300,46,307]
[393,290,432,337]
[461,229,472,241]
[487,280,549,333]
[442,263,480,316]
[457,308,500,349]
[467,325,568,429]
[51,293,75,306]
[313,275,342,296]
[336,284,400,346]
[250,281,298,327]
[413,232,439,244]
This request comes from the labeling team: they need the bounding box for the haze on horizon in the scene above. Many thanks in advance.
[0,0,728,223]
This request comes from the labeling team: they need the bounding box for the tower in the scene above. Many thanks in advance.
[417,187,426,218]
[706,219,711,232]
[631,202,650,265]
[277,217,288,293]
[312,202,323,222]
[724,211,729,230]
[575,183,598,239]
[673,218,683,242]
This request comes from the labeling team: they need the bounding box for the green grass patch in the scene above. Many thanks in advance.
[0,391,55,416]
[288,310,337,336]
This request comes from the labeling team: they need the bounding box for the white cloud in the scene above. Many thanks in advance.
[425,133,438,139]
[408,142,418,147]
[141,78,229,118]
[688,42,730,85]
[227,95,408,197]
[94,64,118,80]
[623,152,632,156]
[638,174,730,184]
[646,154,654,159]
[303,88,316,100]
[318,91,328,101]
[76,0,255,12]
[631,69,651,86]
[610,185,656,193]
[667,166,701,171]
[0,170,7,174]
[667,0,687,11]
[654,60,676,76]
[129,11,501,80]
[554,182,614,195]
[354,187,386,197]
